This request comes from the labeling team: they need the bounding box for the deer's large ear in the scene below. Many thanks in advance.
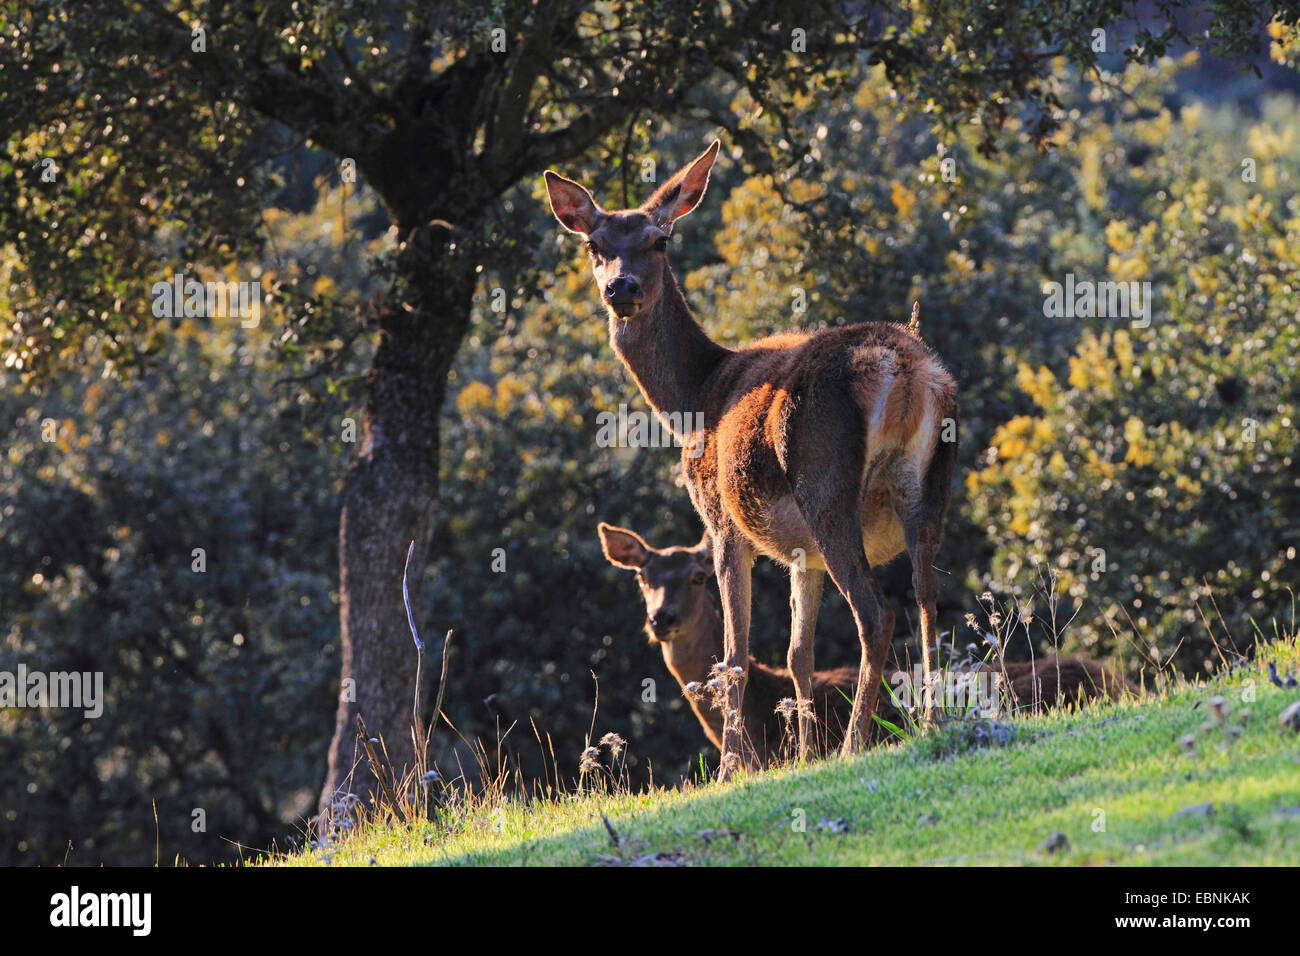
[598,522,650,569]
[692,530,714,575]
[643,140,721,228]
[544,171,603,235]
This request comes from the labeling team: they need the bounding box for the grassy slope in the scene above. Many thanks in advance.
[272,639,1300,866]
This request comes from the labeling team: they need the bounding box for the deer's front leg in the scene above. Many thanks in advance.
[789,565,824,760]
[714,533,754,781]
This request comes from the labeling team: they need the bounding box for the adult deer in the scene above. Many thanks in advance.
[597,521,900,763]
[547,141,958,777]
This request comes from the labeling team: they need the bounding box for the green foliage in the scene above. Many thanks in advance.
[0,326,341,865]
[967,85,1300,670]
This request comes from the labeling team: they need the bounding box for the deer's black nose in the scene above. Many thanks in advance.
[604,276,642,302]
[649,610,678,633]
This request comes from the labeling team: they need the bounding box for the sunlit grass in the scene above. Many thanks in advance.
[264,635,1300,867]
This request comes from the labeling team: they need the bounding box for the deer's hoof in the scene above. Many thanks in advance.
[839,736,867,759]
[717,750,743,783]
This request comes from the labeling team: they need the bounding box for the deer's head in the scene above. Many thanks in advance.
[598,522,713,643]
[544,141,720,320]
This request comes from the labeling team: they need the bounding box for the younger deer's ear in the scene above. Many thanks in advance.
[692,530,714,575]
[544,171,603,235]
[598,522,650,569]
[643,139,721,228]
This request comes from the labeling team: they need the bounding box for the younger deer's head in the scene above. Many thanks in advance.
[598,522,713,643]
[544,141,720,321]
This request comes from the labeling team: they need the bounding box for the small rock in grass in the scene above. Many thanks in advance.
[631,850,687,867]
[1279,701,1300,733]
[1178,733,1197,754]
[598,850,688,867]
[1169,802,1216,821]
[815,817,853,834]
[1037,832,1070,855]
[916,813,939,827]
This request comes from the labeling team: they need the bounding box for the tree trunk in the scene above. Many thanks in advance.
[318,225,474,818]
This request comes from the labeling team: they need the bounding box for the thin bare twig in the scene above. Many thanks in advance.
[356,715,406,825]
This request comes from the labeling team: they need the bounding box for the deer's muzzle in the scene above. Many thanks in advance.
[604,276,643,316]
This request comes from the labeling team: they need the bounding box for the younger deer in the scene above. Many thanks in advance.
[597,522,895,763]
[548,141,958,775]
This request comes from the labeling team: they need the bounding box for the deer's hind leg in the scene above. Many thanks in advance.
[805,516,893,756]
[895,418,957,720]
[895,479,940,720]
[787,477,894,755]
[788,565,824,761]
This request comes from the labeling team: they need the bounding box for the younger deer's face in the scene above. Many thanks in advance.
[598,523,713,643]
[544,140,721,322]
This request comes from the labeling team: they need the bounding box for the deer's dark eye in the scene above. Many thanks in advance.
[586,240,603,258]
[690,572,707,586]
[653,236,668,252]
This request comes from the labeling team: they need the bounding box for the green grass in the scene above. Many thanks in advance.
[268,638,1300,866]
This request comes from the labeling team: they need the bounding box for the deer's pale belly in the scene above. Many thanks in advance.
[731,492,907,570]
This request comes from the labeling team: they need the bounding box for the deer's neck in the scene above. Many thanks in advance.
[659,602,728,749]
[609,267,729,425]
[659,602,725,688]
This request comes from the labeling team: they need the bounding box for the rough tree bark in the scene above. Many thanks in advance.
[318,224,474,816]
